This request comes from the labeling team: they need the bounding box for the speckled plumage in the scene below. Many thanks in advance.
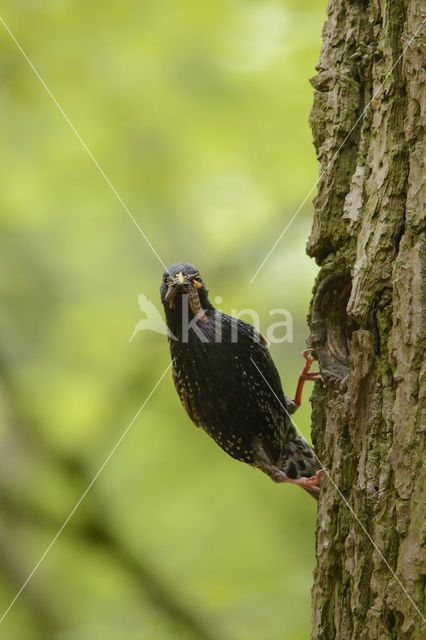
[160,262,321,497]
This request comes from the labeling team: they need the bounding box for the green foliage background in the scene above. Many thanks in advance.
[0,1,325,638]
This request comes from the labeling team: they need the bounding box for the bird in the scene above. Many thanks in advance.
[160,262,324,498]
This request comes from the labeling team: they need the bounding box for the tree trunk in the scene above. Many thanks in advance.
[307,1,425,639]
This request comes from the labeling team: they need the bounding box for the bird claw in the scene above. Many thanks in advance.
[298,482,320,493]
[302,348,316,365]
[293,350,322,408]
[300,469,325,485]
[301,349,320,376]
[300,371,321,382]
[284,468,326,492]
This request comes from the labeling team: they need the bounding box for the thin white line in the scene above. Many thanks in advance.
[250,357,425,623]
[0,362,172,625]
[0,14,168,274]
[249,17,426,284]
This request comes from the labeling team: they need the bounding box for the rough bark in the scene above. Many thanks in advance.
[307,1,425,639]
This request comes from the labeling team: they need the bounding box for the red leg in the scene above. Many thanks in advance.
[294,349,321,409]
[280,468,326,493]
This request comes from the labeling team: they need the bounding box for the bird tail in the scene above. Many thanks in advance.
[280,429,319,500]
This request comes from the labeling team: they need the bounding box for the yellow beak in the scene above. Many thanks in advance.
[176,272,185,285]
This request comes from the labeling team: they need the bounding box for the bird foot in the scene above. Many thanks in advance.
[300,468,326,485]
[280,468,326,493]
[293,349,322,409]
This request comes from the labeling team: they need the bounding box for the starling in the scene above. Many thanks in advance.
[160,262,324,497]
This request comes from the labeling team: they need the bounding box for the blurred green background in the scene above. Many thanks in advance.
[0,1,325,638]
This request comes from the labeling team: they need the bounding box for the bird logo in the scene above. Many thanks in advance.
[129,293,170,342]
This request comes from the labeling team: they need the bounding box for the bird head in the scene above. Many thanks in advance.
[160,262,210,319]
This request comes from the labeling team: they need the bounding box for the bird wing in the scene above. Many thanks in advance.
[218,313,289,412]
